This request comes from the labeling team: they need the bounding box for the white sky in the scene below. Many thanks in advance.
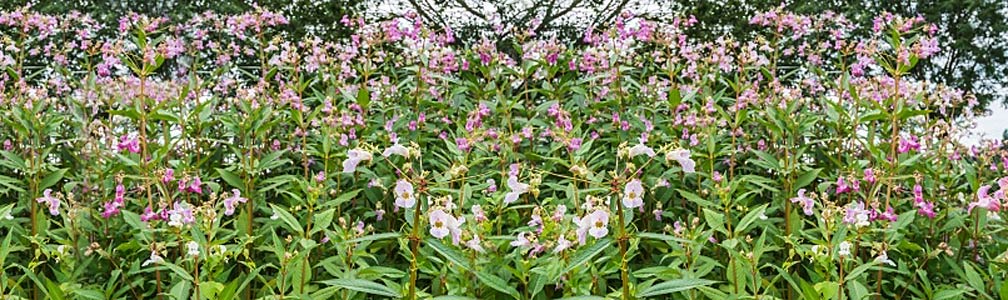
[965,104,1008,145]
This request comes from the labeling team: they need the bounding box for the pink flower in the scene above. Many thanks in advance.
[835,177,850,194]
[223,189,248,216]
[382,143,410,158]
[552,205,566,222]
[510,231,531,248]
[141,206,159,222]
[863,168,876,184]
[874,206,898,222]
[553,235,572,253]
[162,168,174,184]
[466,235,485,253]
[472,204,487,222]
[35,189,60,216]
[843,201,871,227]
[790,189,814,216]
[916,201,936,218]
[969,185,1001,213]
[167,201,195,228]
[117,134,140,153]
[568,138,583,152]
[188,176,203,194]
[485,179,497,193]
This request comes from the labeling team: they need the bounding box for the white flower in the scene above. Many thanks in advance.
[270,209,280,220]
[622,179,645,208]
[504,175,529,204]
[186,241,200,257]
[342,148,373,173]
[382,143,410,158]
[574,209,609,245]
[628,142,656,158]
[142,251,164,267]
[394,179,416,208]
[666,149,696,173]
[429,209,464,245]
[838,241,851,257]
[874,250,895,266]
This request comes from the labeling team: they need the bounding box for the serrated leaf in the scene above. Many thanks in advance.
[475,271,520,300]
[320,279,400,298]
[563,237,612,274]
[425,237,472,272]
[268,203,304,235]
[637,278,717,297]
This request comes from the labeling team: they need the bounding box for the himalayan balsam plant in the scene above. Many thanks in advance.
[0,6,1006,300]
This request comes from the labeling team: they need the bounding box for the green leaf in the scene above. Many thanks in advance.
[216,168,245,190]
[310,208,335,235]
[934,289,966,300]
[734,204,768,235]
[344,232,400,244]
[162,262,195,282]
[794,168,821,190]
[637,278,717,297]
[73,289,106,300]
[814,281,840,299]
[703,208,726,235]
[637,232,692,244]
[563,237,612,274]
[475,271,520,300]
[331,188,361,207]
[268,203,304,235]
[425,237,472,272]
[38,168,67,190]
[320,279,400,298]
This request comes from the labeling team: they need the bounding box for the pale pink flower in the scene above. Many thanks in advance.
[666,149,696,173]
[222,189,248,216]
[574,209,609,244]
[394,179,416,209]
[35,189,60,216]
[628,142,655,158]
[969,185,1001,213]
[429,209,464,245]
[342,148,372,173]
[504,175,529,204]
[789,189,814,216]
[382,143,410,158]
[622,179,644,208]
